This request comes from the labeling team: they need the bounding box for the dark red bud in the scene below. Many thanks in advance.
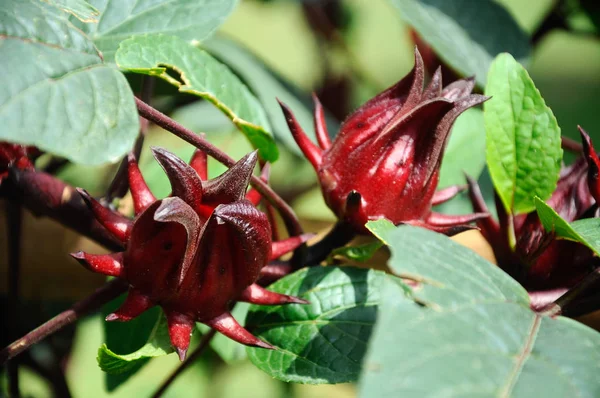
[283,48,488,233]
[73,148,306,359]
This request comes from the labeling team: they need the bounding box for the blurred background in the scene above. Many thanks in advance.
[1,0,599,396]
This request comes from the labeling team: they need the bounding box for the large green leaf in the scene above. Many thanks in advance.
[485,53,562,215]
[116,34,278,162]
[535,197,600,256]
[77,0,238,61]
[97,311,174,375]
[438,107,486,188]
[246,266,403,384]
[202,36,340,155]
[360,220,600,397]
[44,0,99,22]
[389,0,530,86]
[0,0,139,165]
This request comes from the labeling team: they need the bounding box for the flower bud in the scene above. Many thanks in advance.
[281,48,488,233]
[72,148,309,360]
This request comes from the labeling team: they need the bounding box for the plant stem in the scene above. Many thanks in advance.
[6,201,23,398]
[0,279,127,365]
[305,221,356,265]
[539,268,600,317]
[134,98,303,239]
[152,329,217,398]
[105,76,154,202]
[561,136,583,153]
[2,169,123,251]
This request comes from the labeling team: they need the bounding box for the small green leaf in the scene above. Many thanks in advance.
[327,241,384,264]
[0,0,139,165]
[78,0,238,61]
[485,53,562,215]
[246,266,404,384]
[438,108,486,188]
[116,34,278,162]
[389,0,530,86]
[42,0,99,22]
[360,221,600,397]
[97,312,174,375]
[535,197,600,256]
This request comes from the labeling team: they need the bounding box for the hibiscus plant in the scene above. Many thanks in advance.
[2,0,600,397]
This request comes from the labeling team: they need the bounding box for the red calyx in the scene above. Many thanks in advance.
[468,128,600,290]
[280,47,489,233]
[72,148,310,360]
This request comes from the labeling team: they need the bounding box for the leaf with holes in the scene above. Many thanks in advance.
[0,0,139,165]
[536,197,600,256]
[485,53,562,215]
[389,0,530,86]
[202,36,340,155]
[43,0,99,22]
[245,266,406,384]
[74,0,238,61]
[116,34,278,162]
[359,220,600,397]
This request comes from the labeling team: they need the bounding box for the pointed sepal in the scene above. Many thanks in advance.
[165,311,195,361]
[153,197,201,285]
[151,147,204,213]
[127,153,156,214]
[239,283,309,305]
[203,151,259,206]
[312,93,331,150]
[70,251,124,277]
[204,312,274,349]
[77,188,132,244]
[579,126,600,204]
[278,99,322,170]
[106,289,153,322]
[270,234,314,260]
[431,184,466,206]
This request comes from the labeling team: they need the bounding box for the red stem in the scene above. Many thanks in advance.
[0,279,127,365]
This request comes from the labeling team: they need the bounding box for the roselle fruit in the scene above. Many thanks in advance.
[468,127,600,290]
[71,147,309,360]
[280,48,488,233]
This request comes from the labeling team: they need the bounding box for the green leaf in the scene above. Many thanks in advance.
[202,36,340,155]
[43,0,99,22]
[246,266,403,384]
[78,0,238,61]
[485,53,562,215]
[67,315,210,397]
[535,197,600,256]
[116,34,278,162]
[438,108,486,188]
[97,312,174,375]
[327,241,384,264]
[100,295,162,390]
[389,0,530,86]
[0,0,139,165]
[360,221,600,397]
